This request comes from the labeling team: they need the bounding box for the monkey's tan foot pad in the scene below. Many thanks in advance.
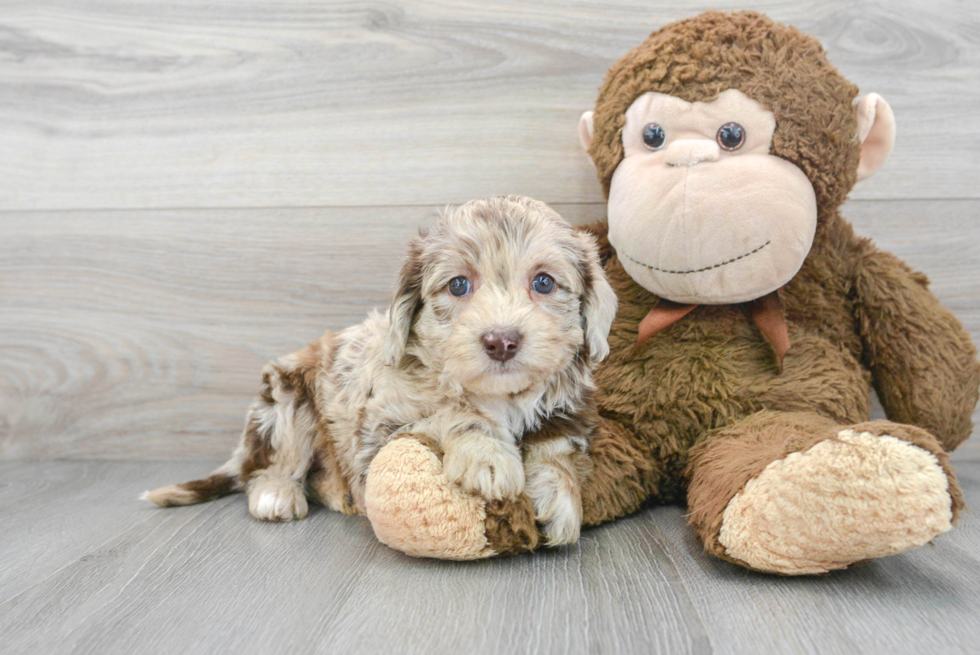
[718,429,954,575]
[364,437,497,560]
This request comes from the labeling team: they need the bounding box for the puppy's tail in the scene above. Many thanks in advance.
[141,456,244,507]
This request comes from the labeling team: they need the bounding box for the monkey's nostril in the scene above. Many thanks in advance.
[482,329,522,362]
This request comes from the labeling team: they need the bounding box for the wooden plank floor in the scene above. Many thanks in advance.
[1,456,978,655]
[3,1,980,653]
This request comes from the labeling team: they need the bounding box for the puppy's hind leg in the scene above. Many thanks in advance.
[243,355,323,522]
[143,343,325,522]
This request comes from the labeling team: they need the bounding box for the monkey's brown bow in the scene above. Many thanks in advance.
[633,290,791,371]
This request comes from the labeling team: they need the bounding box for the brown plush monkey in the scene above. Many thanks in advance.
[360,11,979,574]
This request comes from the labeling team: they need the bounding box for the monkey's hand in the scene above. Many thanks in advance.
[363,435,539,560]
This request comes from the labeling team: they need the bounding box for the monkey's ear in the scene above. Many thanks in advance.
[577,232,618,362]
[578,111,595,153]
[382,238,425,367]
[855,93,895,182]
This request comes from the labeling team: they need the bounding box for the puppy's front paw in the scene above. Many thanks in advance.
[443,439,525,501]
[540,497,581,547]
[248,475,308,522]
[526,464,582,547]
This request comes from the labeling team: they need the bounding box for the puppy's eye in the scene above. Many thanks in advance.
[531,273,555,295]
[717,122,745,151]
[642,123,666,150]
[448,276,471,297]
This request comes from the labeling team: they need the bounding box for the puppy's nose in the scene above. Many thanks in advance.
[482,329,522,362]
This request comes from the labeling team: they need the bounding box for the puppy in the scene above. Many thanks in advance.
[144,195,617,546]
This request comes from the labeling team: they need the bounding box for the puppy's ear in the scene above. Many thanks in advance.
[576,232,618,362]
[383,236,425,367]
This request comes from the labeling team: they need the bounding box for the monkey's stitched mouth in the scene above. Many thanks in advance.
[622,240,771,275]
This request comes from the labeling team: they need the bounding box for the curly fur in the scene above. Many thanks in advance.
[144,196,618,548]
[574,13,979,570]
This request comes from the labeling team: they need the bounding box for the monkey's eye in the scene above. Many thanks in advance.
[448,276,472,297]
[717,122,745,151]
[532,273,556,295]
[642,123,666,150]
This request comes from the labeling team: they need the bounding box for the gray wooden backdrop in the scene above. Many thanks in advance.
[2,0,978,462]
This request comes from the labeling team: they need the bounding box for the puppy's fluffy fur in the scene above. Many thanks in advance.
[144,196,617,546]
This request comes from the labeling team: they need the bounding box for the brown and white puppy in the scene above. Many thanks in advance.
[143,195,617,546]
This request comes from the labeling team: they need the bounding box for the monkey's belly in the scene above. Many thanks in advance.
[596,326,872,454]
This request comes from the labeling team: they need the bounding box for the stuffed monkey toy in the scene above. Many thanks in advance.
[357,11,979,574]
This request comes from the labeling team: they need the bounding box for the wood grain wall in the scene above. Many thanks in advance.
[1,1,978,460]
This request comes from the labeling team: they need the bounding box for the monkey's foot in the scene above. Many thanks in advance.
[364,437,539,560]
[718,429,956,575]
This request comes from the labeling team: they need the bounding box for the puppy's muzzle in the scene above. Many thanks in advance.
[482,329,522,362]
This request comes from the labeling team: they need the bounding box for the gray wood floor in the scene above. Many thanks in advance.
[0,456,978,655]
[3,1,980,653]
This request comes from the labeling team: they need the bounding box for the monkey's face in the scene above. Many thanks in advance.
[605,89,817,305]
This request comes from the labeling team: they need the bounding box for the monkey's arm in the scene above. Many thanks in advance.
[853,244,979,451]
